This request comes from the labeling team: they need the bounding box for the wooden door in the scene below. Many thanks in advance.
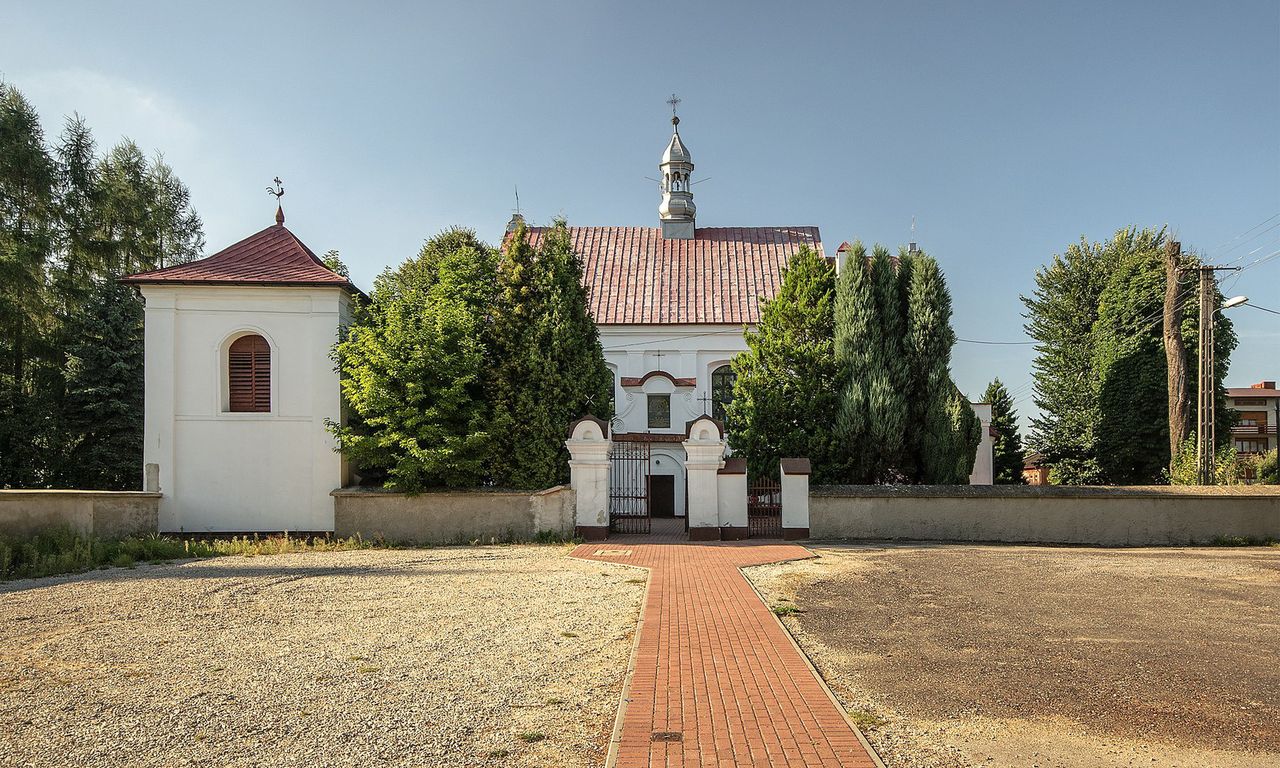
[649,475,675,518]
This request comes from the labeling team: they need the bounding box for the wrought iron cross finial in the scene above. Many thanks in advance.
[667,93,681,115]
[266,177,284,200]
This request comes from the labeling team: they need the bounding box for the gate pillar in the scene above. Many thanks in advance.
[683,416,726,541]
[780,458,811,539]
[566,416,611,541]
[717,457,749,540]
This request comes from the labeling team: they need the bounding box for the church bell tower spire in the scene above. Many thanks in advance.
[658,95,695,240]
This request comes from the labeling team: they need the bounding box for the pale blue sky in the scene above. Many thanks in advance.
[4,1,1278,421]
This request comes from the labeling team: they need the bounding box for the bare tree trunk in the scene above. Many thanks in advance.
[1163,240,1188,464]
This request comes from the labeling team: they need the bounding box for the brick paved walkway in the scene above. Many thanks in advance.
[571,542,880,768]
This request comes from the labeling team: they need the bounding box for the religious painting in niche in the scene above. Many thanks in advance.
[228,334,271,413]
[647,393,671,429]
[711,365,736,423]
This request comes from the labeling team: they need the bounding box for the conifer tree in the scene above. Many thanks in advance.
[867,245,908,480]
[833,241,878,482]
[982,378,1025,484]
[57,279,144,489]
[488,220,611,488]
[726,245,839,480]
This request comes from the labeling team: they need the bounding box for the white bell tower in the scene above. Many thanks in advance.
[658,95,696,240]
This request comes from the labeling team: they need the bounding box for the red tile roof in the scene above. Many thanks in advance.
[121,223,357,292]
[522,226,823,325]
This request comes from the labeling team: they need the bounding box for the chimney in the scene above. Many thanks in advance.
[1255,381,1277,389]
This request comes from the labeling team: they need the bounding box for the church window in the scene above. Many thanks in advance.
[228,334,271,412]
[711,365,736,422]
[647,394,671,429]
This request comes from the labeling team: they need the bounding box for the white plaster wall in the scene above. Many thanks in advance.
[600,324,747,437]
[140,285,351,532]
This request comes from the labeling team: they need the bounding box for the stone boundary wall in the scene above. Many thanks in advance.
[811,485,1280,546]
[0,490,161,540]
[331,485,575,543]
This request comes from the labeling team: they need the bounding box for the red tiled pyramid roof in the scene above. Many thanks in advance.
[523,226,823,325]
[121,223,357,291]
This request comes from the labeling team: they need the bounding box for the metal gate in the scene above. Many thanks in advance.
[610,441,651,534]
[747,477,782,538]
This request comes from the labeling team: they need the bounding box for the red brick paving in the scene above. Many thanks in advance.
[571,542,880,768]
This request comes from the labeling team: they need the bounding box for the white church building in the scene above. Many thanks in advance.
[523,112,993,520]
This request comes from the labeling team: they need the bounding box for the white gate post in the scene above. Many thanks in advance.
[565,417,612,541]
[717,457,749,540]
[780,458,811,539]
[683,416,726,541]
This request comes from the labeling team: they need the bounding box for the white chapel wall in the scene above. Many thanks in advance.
[141,285,350,532]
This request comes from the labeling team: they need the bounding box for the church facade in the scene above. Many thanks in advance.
[523,114,993,519]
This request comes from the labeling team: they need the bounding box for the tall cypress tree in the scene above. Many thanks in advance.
[488,219,612,489]
[982,378,1025,484]
[727,245,839,480]
[833,241,878,482]
[867,245,909,480]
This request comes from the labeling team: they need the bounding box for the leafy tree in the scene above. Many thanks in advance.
[983,378,1025,484]
[56,279,144,489]
[1257,449,1278,484]
[726,245,840,481]
[321,249,349,278]
[1168,438,1245,485]
[1025,227,1235,485]
[332,229,497,491]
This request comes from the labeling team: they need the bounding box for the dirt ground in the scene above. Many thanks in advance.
[747,544,1280,768]
[0,546,643,768]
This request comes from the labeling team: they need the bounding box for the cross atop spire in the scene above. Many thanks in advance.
[667,93,681,128]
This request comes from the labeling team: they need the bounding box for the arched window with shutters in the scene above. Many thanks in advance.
[228,334,271,413]
[711,364,736,423]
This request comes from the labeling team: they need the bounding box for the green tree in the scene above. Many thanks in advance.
[0,82,57,486]
[488,220,611,488]
[1257,449,1278,484]
[833,241,878,482]
[332,229,497,491]
[726,245,840,481]
[983,378,1025,484]
[56,279,144,489]
[1025,227,1235,485]
[321,249,349,278]
[907,252,978,483]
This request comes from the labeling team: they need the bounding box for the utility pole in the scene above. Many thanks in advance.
[1191,264,1240,484]
[1163,240,1187,464]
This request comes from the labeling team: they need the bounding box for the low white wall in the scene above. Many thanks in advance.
[0,490,161,540]
[811,485,1280,546]
[331,486,575,543]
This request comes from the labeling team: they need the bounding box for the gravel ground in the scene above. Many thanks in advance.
[0,546,644,768]
[747,544,1280,768]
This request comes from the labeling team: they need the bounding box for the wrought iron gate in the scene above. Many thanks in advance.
[610,441,651,534]
[747,477,782,538]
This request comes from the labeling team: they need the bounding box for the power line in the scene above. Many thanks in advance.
[1244,302,1280,317]
[956,337,1037,346]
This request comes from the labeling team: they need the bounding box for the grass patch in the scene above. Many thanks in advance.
[517,731,546,744]
[1210,535,1279,547]
[772,604,799,617]
[625,578,646,584]
[0,528,381,582]
[849,708,887,730]
[560,630,578,638]
[487,748,510,758]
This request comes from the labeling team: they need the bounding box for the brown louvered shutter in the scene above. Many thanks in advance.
[228,335,271,412]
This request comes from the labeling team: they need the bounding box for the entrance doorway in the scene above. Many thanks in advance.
[649,475,676,517]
